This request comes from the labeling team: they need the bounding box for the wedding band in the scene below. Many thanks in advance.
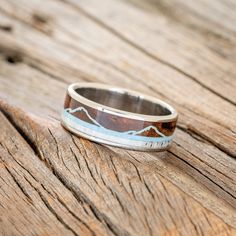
[61,83,178,151]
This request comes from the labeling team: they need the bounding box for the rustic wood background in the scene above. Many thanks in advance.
[0,0,236,235]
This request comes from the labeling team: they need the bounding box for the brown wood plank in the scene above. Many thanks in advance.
[0,0,236,235]
[126,0,236,38]
[0,1,235,158]
[61,0,236,105]
[0,112,111,236]
[0,54,236,233]
[1,102,236,235]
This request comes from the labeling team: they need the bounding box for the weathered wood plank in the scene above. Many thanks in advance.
[0,2,235,158]
[62,0,236,105]
[127,0,236,38]
[0,0,235,218]
[0,59,236,231]
[0,0,235,126]
[0,0,236,235]
[0,112,111,236]
[1,102,236,235]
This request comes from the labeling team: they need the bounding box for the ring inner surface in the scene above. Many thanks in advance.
[75,87,171,116]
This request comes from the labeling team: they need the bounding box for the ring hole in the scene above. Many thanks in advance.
[75,87,172,116]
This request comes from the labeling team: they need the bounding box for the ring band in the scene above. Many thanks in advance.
[61,83,178,151]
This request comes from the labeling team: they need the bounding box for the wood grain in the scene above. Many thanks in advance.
[0,0,235,235]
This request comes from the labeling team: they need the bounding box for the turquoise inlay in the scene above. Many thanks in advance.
[63,110,173,143]
[66,107,166,137]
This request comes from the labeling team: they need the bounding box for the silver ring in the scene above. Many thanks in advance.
[61,83,178,151]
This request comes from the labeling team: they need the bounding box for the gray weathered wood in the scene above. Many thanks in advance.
[0,0,236,235]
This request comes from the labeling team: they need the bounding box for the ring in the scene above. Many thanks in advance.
[61,83,178,151]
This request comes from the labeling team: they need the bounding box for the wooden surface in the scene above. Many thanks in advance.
[0,0,236,235]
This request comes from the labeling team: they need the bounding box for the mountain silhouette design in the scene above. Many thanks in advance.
[66,107,165,137]
[124,125,165,137]
[66,107,102,127]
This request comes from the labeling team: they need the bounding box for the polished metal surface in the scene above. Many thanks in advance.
[68,83,177,122]
[76,87,171,116]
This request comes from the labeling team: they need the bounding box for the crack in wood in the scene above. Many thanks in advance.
[169,150,236,206]
[23,177,79,236]
[177,125,236,158]
[2,164,33,203]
